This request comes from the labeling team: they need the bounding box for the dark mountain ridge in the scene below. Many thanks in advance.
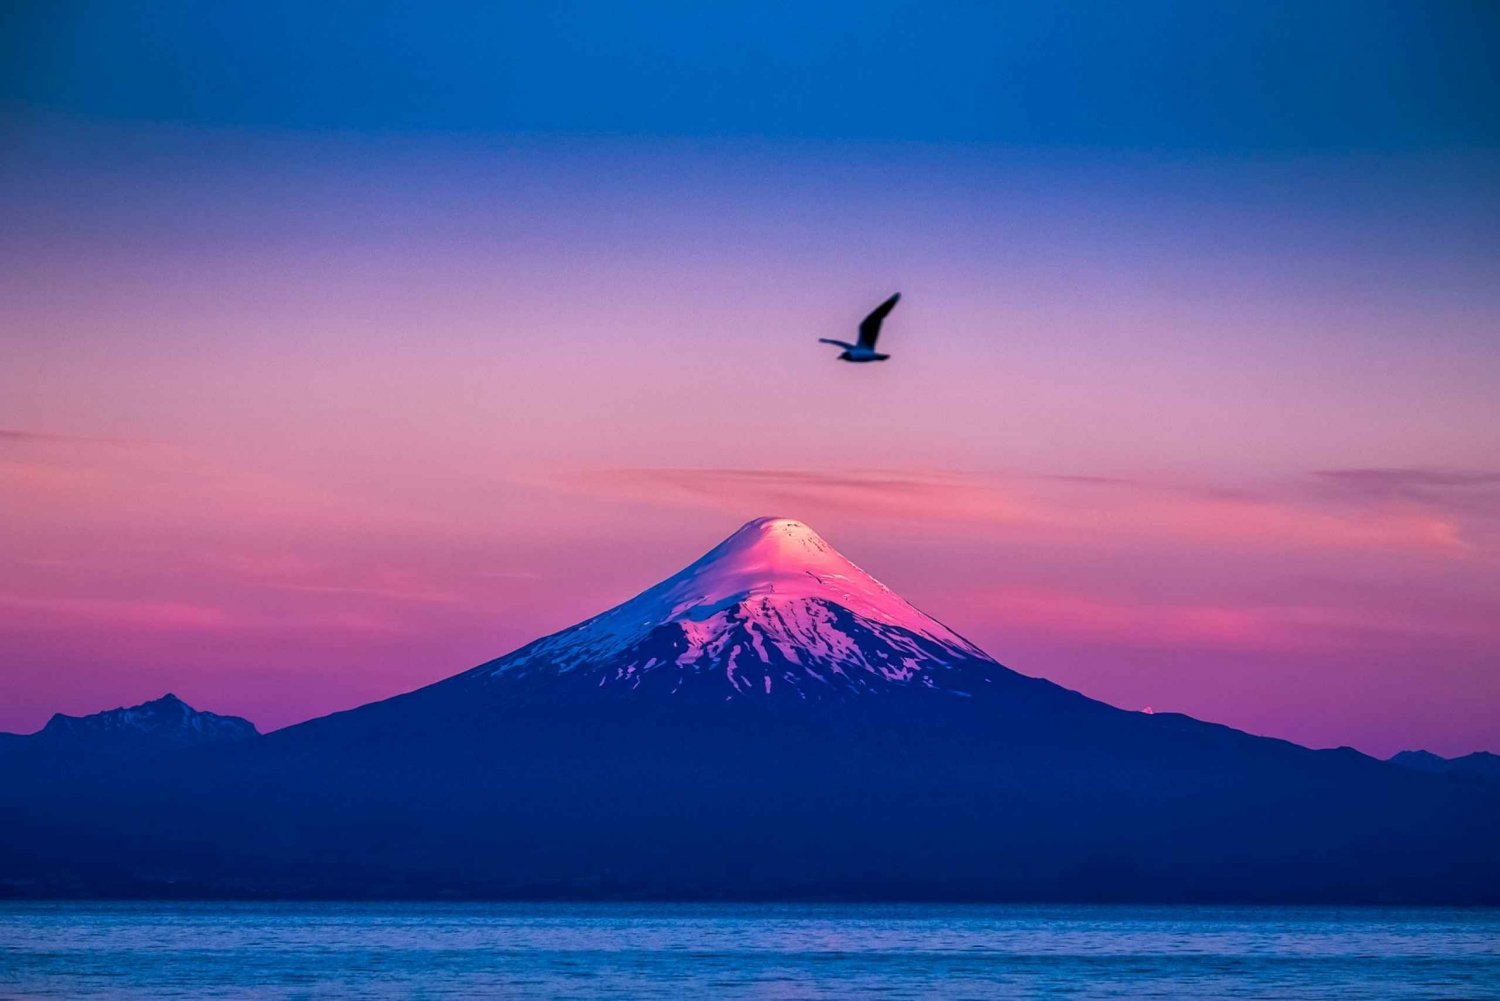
[1390,749,1500,785]
[2,518,1497,902]
[32,694,258,748]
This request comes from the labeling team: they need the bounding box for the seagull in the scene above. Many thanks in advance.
[820,292,900,362]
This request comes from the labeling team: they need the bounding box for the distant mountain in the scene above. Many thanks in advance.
[1390,749,1500,785]
[6,694,258,752]
[1,518,1497,903]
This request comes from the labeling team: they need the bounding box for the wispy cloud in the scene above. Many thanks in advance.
[0,592,405,635]
[961,583,1500,653]
[1316,468,1500,515]
[0,428,131,446]
[966,585,1281,650]
[1318,468,1500,491]
[571,466,1469,553]
[266,581,465,605]
[580,467,1040,524]
[0,433,428,534]
[203,552,469,605]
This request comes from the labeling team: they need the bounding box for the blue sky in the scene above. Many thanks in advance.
[5,1,1498,152]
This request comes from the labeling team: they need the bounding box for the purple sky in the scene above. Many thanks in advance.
[3,2,1498,756]
[3,121,1496,756]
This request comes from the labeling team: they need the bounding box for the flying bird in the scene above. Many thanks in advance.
[820,293,900,362]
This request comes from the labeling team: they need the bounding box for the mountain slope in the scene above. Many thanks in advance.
[454,516,998,702]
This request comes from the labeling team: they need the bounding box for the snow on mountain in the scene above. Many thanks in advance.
[37,693,258,746]
[460,516,1001,701]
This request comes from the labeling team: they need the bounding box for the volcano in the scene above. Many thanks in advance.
[3,517,1499,902]
[451,516,997,702]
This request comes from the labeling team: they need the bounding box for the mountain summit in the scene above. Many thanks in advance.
[456,516,995,702]
[37,693,258,748]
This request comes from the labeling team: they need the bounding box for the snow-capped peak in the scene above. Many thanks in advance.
[464,516,998,702]
[636,516,971,644]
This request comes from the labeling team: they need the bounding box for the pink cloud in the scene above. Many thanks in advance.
[0,594,237,631]
[573,466,1469,553]
[960,583,1498,655]
[0,593,404,635]
[573,467,1041,525]
[202,551,467,605]
[0,428,133,446]
[970,585,1274,650]
[265,580,465,605]
[1074,487,1463,551]
[1316,467,1500,498]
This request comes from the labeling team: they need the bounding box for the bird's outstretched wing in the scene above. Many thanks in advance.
[818,338,857,350]
[857,293,901,349]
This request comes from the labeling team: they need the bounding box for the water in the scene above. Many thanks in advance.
[1,902,1496,999]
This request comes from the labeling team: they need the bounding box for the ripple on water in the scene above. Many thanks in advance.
[0,902,1497,1000]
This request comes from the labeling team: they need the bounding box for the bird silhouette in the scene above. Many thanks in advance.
[820,293,900,362]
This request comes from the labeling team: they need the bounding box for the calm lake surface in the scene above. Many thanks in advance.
[1,902,1496,999]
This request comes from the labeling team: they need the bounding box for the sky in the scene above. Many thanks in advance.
[1,1,1498,756]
